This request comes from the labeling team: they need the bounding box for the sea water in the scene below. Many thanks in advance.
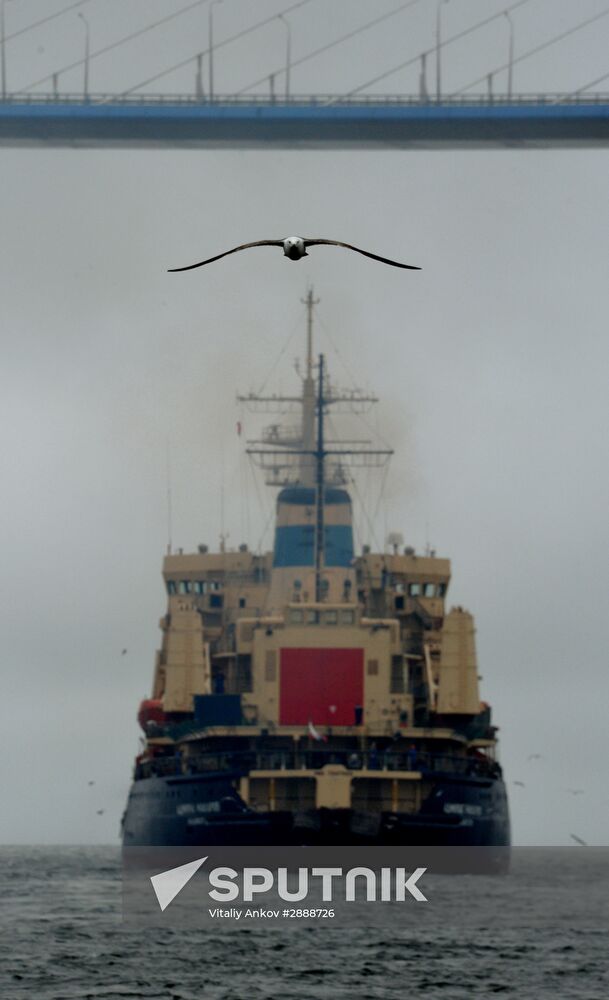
[0,846,607,999]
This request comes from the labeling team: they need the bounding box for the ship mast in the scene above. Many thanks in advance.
[239,298,394,570]
[300,287,319,487]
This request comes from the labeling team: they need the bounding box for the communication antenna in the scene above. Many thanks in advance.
[220,472,225,552]
[301,286,320,384]
[314,353,326,601]
[166,437,173,555]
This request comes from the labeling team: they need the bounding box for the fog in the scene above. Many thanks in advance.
[1,0,607,846]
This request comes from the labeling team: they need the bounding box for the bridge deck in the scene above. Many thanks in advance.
[1,95,608,148]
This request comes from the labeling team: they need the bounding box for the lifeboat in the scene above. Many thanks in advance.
[137,698,165,731]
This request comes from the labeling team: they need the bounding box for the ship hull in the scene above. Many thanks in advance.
[122,770,510,848]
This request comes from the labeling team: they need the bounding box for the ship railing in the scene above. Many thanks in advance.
[135,749,500,780]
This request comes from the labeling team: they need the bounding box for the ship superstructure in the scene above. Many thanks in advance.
[122,293,510,847]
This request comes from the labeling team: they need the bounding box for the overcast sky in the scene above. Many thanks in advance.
[1,0,608,847]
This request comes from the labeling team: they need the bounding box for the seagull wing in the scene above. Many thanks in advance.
[304,238,421,270]
[168,239,284,272]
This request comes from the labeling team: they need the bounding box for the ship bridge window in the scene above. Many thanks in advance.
[438,583,447,597]
[289,609,304,624]
[167,580,177,595]
[324,610,338,625]
[423,583,435,598]
[394,581,405,593]
[305,610,319,625]
[408,583,421,597]
[209,581,222,592]
[178,580,192,595]
[194,581,206,595]
[340,610,355,625]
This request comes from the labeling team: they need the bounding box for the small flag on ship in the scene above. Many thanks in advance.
[308,719,327,742]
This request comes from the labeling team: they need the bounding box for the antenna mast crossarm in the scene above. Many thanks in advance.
[246,447,393,463]
[237,394,302,403]
[237,393,302,416]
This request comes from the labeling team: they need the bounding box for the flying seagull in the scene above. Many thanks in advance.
[168,236,421,272]
[527,753,543,761]
[570,833,587,846]
[513,781,526,788]
[567,789,584,795]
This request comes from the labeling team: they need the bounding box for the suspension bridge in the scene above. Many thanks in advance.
[1,0,609,149]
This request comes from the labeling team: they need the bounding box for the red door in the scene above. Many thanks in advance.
[279,648,364,727]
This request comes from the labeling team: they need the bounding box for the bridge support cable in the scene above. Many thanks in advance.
[93,0,317,105]
[451,3,609,98]
[325,0,532,105]
[3,0,92,48]
[235,0,422,97]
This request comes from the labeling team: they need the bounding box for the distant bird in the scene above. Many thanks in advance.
[513,781,526,788]
[570,833,587,846]
[87,780,95,786]
[567,789,584,795]
[96,809,105,816]
[527,753,543,761]
[168,236,421,272]
[121,649,128,656]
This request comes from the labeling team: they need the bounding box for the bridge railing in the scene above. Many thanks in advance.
[1,92,609,108]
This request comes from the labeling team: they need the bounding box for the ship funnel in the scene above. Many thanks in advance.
[266,485,356,610]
